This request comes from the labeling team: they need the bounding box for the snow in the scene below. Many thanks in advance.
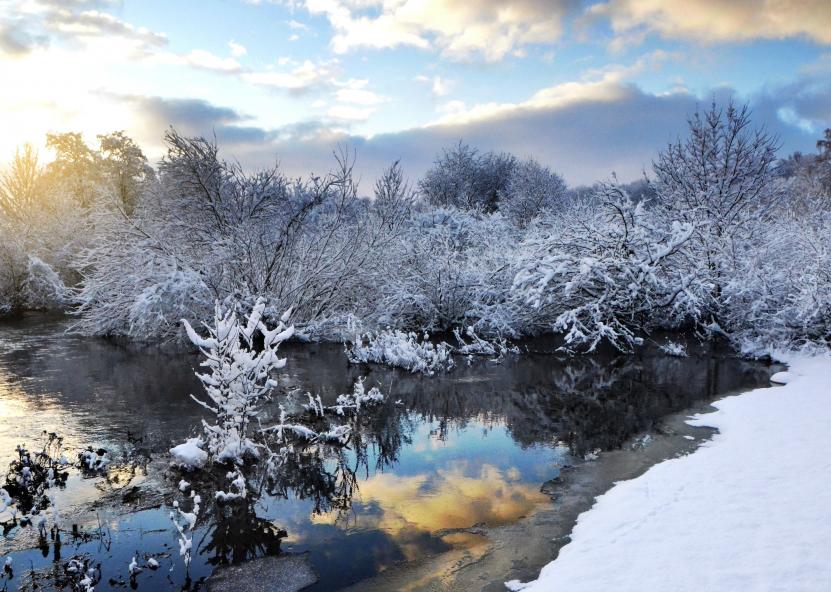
[508,354,831,592]
[128,556,141,576]
[770,371,792,384]
[169,438,208,470]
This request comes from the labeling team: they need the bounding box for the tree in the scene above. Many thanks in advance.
[44,132,102,207]
[0,144,41,221]
[372,160,414,231]
[98,131,155,214]
[650,100,780,322]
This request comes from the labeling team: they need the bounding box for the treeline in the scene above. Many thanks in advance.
[0,102,829,353]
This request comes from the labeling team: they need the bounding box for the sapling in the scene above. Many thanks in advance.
[174,298,294,467]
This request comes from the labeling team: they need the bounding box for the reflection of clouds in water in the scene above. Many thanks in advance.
[411,435,456,453]
[313,462,547,539]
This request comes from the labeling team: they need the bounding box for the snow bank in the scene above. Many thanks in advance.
[509,355,831,592]
[770,370,792,384]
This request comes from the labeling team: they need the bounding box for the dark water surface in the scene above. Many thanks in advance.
[0,315,773,591]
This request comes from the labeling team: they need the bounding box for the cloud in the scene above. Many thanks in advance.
[333,78,388,105]
[304,0,577,61]
[0,22,46,56]
[115,94,275,154]
[240,59,337,92]
[0,0,168,56]
[416,74,454,97]
[327,104,374,122]
[228,40,247,57]
[311,462,546,535]
[180,49,244,73]
[590,0,831,46]
[79,55,831,188]
[236,73,828,186]
[287,19,310,31]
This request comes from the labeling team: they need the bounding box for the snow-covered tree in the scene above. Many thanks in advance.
[651,101,781,323]
[498,157,567,226]
[419,142,516,212]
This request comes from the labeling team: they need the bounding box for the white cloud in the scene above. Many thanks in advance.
[333,78,387,105]
[181,49,244,73]
[428,51,671,127]
[287,19,310,31]
[303,0,576,61]
[590,0,831,46]
[327,104,374,122]
[241,59,333,91]
[0,0,168,57]
[436,99,466,114]
[228,40,247,57]
[416,74,454,97]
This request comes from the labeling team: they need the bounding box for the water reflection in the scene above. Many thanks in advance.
[0,315,773,591]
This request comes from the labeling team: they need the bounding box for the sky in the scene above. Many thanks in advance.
[0,0,829,187]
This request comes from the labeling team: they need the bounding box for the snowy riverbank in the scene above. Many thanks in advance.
[509,353,831,592]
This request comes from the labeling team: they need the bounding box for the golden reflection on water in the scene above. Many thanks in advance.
[311,460,550,591]
[312,461,547,544]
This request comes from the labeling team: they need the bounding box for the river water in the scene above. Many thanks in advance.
[0,314,774,591]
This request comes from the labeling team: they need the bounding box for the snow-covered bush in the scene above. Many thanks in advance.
[3,107,830,355]
[453,326,519,357]
[721,211,831,352]
[346,327,455,374]
[659,340,688,357]
[513,182,696,352]
[419,142,516,212]
[0,146,78,316]
[370,206,522,335]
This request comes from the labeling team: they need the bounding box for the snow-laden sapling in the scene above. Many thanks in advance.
[172,298,294,468]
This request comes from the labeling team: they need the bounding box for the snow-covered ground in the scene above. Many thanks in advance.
[509,354,831,592]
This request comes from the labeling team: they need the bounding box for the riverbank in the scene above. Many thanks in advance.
[509,353,831,592]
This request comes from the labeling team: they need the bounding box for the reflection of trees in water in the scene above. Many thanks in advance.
[198,495,287,566]
[0,318,771,463]
[363,349,771,457]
